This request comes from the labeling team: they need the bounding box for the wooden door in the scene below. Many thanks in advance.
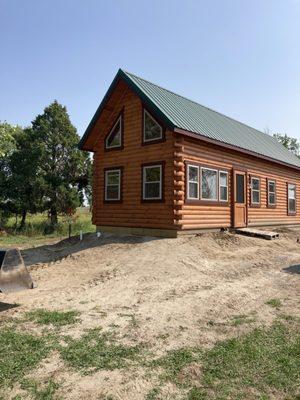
[233,170,247,228]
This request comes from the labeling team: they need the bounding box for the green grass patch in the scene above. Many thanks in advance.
[60,328,141,373]
[265,298,282,309]
[0,328,52,387]
[152,348,201,384]
[26,309,80,327]
[152,321,300,398]
[231,314,255,326]
[21,378,60,400]
[0,207,93,248]
[145,387,161,400]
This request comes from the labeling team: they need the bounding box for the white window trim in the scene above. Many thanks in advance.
[105,115,122,149]
[142,164,162,200]
[288,183,296,214]
[219,170,228,202]
[200,167,218,201]
[143,109,163,143]
[268,179,276,205]
[187,165,199,200]
[251,177,260,205]
[105,169,121,201]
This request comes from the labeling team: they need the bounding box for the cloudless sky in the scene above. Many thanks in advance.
[1,0,299,139]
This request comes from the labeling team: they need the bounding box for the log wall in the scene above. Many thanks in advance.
[92,84,175,230]
[177,135,300,230]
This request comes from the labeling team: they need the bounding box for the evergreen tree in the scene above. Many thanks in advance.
[7,128,45,228]
[31,101,90,225]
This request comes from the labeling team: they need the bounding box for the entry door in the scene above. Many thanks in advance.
[233,170,247,228]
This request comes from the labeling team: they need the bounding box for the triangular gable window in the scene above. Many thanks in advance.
[105,114,123,149]
[143,109,163,143]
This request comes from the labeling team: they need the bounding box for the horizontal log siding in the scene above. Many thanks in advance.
[92,86,175,230]
[178,135,300,230]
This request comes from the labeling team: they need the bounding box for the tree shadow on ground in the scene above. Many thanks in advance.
[282,264,300,275]
[21,232,161,268]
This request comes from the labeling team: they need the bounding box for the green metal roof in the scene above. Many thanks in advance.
[80,69,300,169]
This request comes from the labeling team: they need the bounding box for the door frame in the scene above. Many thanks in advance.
[231,167,248,228]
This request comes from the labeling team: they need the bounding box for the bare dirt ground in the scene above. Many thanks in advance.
[1,228,300,399]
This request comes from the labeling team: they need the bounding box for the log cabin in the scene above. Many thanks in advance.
[79,69,300,237]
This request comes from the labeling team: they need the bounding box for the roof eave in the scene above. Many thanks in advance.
[174,127,300,172]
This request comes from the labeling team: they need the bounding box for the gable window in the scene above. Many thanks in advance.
[201,168,218,200]
[267,179,276,207]
[104,168,122,201]
[251,177,260,205]
[105,113,123,150]
[187,165,199,199]
[288,183,296,215]
[142,163,163,200]
[219,171,228,202]
[143,109,163,143]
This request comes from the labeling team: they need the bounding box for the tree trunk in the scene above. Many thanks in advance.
[19,210,27,229]
[50,207,58,225]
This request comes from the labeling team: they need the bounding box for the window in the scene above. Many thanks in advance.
[105,114,123,150]
[201,168,218,200]
[143,109,163,143]
[187,165,199,199]
[267,179,276,206]
[288,183,296,214]
[185,164,229,203]
[219,171,228,202]
[104,169,121,201]
[142,164,162,200]
[251,177,260,205]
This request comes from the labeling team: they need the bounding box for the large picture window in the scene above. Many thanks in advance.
[143,109,163,143]
[104,169,122,201]
[105,113,123,150]
[288,183,296,215]
[251,177,260,205]
[142,163,163,200]
[201,168,218,200]
[267,179,276,207]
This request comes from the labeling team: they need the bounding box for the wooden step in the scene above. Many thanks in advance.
[235,228,279,240]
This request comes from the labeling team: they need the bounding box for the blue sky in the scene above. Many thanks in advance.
[1,0,299,139]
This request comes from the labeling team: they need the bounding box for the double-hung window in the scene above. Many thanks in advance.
[142,163,163,200]
[104,169,122,201]
[288,183,296,215]
[251,177,260,205]
[267,179,276,207]
[219,171,228,202]
[187,165,199,199]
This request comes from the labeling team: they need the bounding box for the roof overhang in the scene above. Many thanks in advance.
[174,127,300,172]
